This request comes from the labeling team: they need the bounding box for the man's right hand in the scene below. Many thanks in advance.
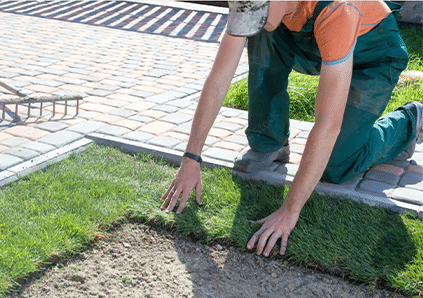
[160,157,202,215]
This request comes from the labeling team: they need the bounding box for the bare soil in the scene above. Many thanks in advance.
[10,223,405,298]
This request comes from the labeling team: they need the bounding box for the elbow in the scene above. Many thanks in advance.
[314,117,343,140]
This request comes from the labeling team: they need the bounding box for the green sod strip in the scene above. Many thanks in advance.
[1,144,422,297]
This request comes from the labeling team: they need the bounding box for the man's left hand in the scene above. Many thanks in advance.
[247,207,300,257]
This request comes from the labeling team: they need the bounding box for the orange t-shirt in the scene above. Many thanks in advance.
[282,1,391,65]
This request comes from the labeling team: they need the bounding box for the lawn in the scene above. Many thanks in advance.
[1,144,422,297]
[223,26,423,122]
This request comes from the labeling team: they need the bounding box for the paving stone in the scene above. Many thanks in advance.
[0,170,17,187]
[406,164,423,174]
[128,115,155,124]
[371,164,405,176]
[108,109,136,118]
[412,153,423,166]
[219,108,244,118]
[122,131,155,143]
[0,136,29,148]
[214,122,243,133]
[41,68,67,76]
[87,89,113,97]
[357,180,394,197]
[202,147,240,162]
[96,125,132,137]
[392,187,423,205]
[78,111,101,119]
[4,147,39,161]
[399,172,423,190]
[147,137,182,149]
[67,121,107,135]
[144,93,177,104]
[36,122,69,132]
[0,153,23,170]
[138,121,176,135]
[37,131,83,148]
[298,131,310,138]
[364,170,401,186]
[131,91,155,98]
[153,105,180,113]
[275,163,299,176]
[160,113,192,125]
[224,135,249,146]
[102,100,129,108]
[0,72,19,79]
[21,141,56,154]
[173,142,188,152]
[96,85,120,92]
[30,79,63,87]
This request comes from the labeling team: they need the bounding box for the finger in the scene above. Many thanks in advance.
[256,229,274,256]
[280,234,289,255]
[165,189,182,213]
[160,187,176,210]
[195,180,202,206]
[255,217,267,225]
[263,232,281,257]
[246,226,266,250]
[160,181,175,201]
[175,190,191,215]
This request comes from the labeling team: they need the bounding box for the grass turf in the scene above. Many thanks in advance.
[1,144,422,297]
[223,26,423,122]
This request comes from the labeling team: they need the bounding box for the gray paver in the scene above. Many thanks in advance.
[30,79,63,87]
[160,113,192,125]
[290,144,305,154]
[392,188,423,205]
[21,141,56,154]
[130,91,154,99]
[0,137,29,147]
[153,105,180,113]
[219,108,244,118]
[0,170,17,187]
[36,122,69,132]
[96,125,131,137]
[214,122,243,132]
[144,94,177,104]
[385,158,410,169]
[173,142,188,152]
[275,163,299,176]
[78,111,101,119]
[399,172,423,190]
[4,147,39,160]
[205,136,220,147]
[128,115,155,124]
[147,137,182,149]
[87,89,112,97]
[202,148,241,162]
[0,154,23,170]
[224,135,249,146]
[122,131,155,143]
[172,122,192,134]
[364,170,401,186]
[108,109,136,118]
[38,131,83,148]
[357,180,394,197]
[67,121,107,135]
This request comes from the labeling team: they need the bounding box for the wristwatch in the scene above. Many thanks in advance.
[183,152,202,164]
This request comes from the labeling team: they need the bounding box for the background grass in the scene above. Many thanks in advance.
[223,26,423,122]
[1,144,422,297]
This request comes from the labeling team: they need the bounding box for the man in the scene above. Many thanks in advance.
[160,0,423,257]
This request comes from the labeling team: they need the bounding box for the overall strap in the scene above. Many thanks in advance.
[301,1,333,34]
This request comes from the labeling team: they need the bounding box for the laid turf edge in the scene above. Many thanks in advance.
[1,144,422,297]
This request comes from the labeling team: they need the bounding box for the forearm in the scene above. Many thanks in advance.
[185,33,246,156]
[282,122,340,213]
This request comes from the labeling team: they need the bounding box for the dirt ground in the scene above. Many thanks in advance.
[9,223,406,298]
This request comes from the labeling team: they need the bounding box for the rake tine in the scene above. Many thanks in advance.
[2,105,5,120]
[64,100,68,116]
[53,101,56,117]
[76,99,79,116]
[40,102,43,117]
[28,103,31,118]
[15,104,18,120]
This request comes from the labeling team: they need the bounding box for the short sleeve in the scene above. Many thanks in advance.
[314,3,361,65]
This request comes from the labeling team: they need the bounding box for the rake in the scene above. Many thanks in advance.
[0,79,82,121]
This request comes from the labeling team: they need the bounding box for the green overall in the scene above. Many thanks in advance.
[246,1,413,183]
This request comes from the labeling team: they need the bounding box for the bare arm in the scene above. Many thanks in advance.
[160,32,247,214]
[247,55,353,256]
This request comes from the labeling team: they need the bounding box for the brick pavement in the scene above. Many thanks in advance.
[0,1,422,218]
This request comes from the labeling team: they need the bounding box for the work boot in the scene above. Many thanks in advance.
[395,101,423,160]
[234,141,290,173]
